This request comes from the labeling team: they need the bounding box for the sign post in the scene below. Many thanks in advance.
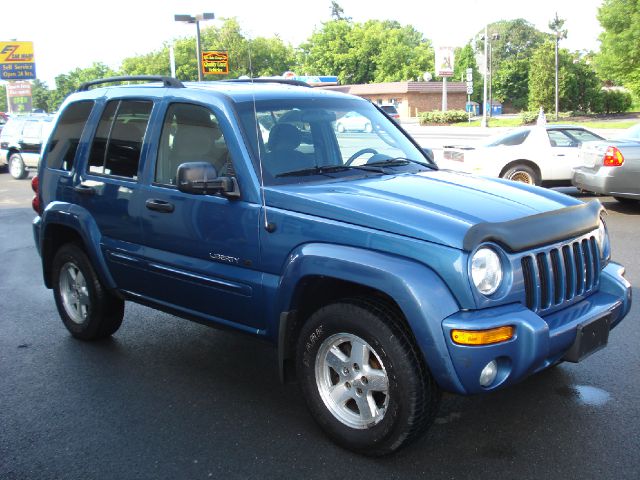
[465,68,473,122]
[436,47,454,112]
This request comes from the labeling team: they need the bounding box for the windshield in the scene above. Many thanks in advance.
[236,97,431,185]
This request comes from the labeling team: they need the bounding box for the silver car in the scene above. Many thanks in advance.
[0,114,54,179]
[572,124,640,204]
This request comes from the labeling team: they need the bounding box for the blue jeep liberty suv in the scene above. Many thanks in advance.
[32,76,631,455]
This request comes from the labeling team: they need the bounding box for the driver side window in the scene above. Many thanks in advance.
[155,103,230,185]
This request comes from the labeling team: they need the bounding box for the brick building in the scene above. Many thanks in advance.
[321,81,467,119]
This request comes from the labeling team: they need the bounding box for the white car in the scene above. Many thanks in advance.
[437,126,605,186]
[335,111,373,133]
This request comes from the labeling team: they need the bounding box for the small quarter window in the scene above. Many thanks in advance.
[45,101,94,171]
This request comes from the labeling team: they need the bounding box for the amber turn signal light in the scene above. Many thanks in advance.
[451,326,514,345]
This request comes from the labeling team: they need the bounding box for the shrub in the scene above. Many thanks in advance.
[519,111,538,125]
[600,90,633,114]
[418,110,468,125]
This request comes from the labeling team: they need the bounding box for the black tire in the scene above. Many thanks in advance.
[502,164,540,186]
[613,196,639,205]
[52,243,124,340]
[296,298,440,456]
[9,153,28,180]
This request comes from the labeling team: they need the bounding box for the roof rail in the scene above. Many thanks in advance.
[77,76,184,92]
[222,78,311,88]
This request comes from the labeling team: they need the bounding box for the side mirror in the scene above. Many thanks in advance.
[422,147,435,163]
[177,162,239,198]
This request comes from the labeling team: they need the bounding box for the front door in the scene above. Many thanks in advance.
[136,102,263,330]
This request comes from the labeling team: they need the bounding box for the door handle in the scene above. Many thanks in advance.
[145,199,175,213]
[73,184,96,195]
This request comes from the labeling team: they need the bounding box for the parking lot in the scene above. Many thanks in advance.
[1,169,638,480]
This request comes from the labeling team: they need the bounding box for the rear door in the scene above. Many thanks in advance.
[135,101,263,330]
[73,98,153,291]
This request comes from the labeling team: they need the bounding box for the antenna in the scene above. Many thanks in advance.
[247,43,275,233]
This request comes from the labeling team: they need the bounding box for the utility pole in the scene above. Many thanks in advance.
[481,24,488,128]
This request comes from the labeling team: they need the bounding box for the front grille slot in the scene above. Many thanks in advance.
[521,234,600,315]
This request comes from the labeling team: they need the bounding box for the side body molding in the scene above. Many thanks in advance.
[274,243,465,393]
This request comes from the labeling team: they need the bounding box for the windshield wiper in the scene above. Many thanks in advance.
[275,164,386,178]
[366,157,437,169]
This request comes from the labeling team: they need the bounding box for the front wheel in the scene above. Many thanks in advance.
[9,153,28,179]
[52,243,124,340]
[296,298,440,456]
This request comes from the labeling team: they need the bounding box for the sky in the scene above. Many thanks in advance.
[3,0,605,88]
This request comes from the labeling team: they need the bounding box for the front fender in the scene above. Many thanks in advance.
[275,243,465,393]
[40,201,116,289]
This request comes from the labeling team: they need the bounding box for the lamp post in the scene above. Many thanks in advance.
[174,13,215,81]
[549,13,567,121]
[481,25,488,128]
[488,33,500,118]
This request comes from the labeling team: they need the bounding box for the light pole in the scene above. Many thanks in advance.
[549,13,567,121]
[481,25,488,128]
[174,13,215,81]
[488,33,499,118]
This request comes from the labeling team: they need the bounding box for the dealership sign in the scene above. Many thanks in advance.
[202,50,229,75]
[0,41,36,80]
[436,46,455,77]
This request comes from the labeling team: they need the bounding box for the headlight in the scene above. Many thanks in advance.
[471,247,503,296]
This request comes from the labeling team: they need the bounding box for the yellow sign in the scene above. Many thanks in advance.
[202,50,229,75]
[0,41,36,80]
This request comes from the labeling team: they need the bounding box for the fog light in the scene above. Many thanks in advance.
[479,360,498,387]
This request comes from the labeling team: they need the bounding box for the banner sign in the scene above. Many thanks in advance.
[202,51,229,75]
[436,46,455,77]
[0,41,36,80]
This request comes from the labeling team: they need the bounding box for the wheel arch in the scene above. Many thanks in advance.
[275,243,463,392]
[499,159,541,182]
[40,204,116,291]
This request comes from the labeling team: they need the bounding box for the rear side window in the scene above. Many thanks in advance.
[45,101,94,171]
[88,100,152,179]
[486,130,530,147]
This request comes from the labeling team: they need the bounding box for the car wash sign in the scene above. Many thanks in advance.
[0,41,36,80]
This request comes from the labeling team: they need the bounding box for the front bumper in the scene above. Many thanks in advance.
[440,262,631,394]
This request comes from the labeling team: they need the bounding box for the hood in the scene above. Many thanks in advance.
[265,170,581,250]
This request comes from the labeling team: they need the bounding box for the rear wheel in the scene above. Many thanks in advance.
[52,243,124,340]
[296,298,440,456]
[502,164,540,186]
[336,123,345,133]
[9,153,28,179]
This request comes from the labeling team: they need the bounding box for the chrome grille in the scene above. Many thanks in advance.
[521,235,600,314]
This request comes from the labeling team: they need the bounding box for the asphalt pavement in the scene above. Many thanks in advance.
[1,170,638,480]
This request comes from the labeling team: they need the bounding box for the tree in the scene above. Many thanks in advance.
[300,19,433,84]
[0,85,7,112]
[51,62,118,110]
[31,79,52,112]
[330,1,349,20]
[528,42,602,113]
[595,0,640,97]
[474,19,548,110]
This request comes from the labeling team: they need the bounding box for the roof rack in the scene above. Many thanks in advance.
[221,78,311,88]
[77,76,184,92]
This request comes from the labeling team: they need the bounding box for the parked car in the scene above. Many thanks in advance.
[380,104,400,122]
[32,76,631,456]
[335,111,373,132]
[438,125,605,186]
[0,114,54,179]
[0,112,8,135]
[572,123,640,204]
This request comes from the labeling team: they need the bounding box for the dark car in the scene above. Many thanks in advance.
[0,114,54,179]
[31,76,631,456]
[380,104,400,122]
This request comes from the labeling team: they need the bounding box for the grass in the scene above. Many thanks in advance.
[453,117,639,129]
